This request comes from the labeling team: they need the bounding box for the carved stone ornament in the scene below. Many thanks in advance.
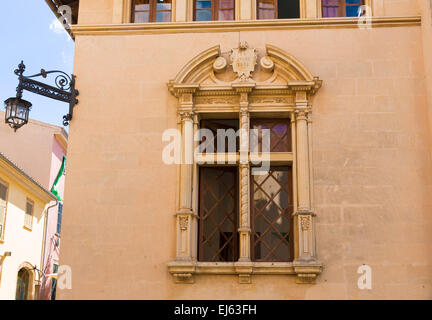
[230,41,257,81]
[260,55,274,72]
[179,216,189,230]
[213,56,227,73]
[300,215,311,232]
[179,111,194,121]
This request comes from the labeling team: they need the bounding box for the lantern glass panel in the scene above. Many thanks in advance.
[4,98,32,131]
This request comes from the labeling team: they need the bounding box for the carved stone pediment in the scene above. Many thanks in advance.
[168,44,322,98]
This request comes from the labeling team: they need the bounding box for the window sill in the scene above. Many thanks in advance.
[70,16,421,37]
[167,260,322,284]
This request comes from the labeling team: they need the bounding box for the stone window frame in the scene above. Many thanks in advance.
[167,43,323,284]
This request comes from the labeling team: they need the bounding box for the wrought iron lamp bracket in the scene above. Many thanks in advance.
[14,61,79,126]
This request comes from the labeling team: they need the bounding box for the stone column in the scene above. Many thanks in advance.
[175,91,196,264]
[238,108,250,263]
[233,85,254,283]
[292,90,320,283]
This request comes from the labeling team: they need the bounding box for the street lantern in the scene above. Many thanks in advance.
[3,61,79,131]
[4,97,32,131]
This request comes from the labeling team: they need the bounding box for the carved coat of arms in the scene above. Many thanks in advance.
[230,41,257,81]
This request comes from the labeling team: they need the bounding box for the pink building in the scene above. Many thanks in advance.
[0,111,67,299]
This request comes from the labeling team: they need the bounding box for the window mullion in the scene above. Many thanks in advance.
[213,0,217,21]
[340,0,346,17]
[151,0,157,22]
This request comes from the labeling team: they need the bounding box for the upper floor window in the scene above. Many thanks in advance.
[0,181,8,240]
[322,0,364,17]
[194,0,235,21]
[24,199,34,230]
[131,0,172,23]
[257,0,300,20]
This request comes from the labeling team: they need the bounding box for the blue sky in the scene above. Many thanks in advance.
[0,1,75,128]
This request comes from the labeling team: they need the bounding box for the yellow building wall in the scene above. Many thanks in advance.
[0,174,47,300]
[57,0,432,299]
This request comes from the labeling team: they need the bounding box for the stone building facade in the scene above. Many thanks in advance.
[53,0,432,299]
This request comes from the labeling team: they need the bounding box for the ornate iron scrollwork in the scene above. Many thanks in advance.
[14,61,79,126]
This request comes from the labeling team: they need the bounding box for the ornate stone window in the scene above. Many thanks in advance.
[167,42,322,284]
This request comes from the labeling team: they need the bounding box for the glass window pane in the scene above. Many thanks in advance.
[196,9,212,21]
[199,167,238,262]
[322,0,339,4]
[200,119,239,153]
[251,119,292,153]
[277,0,300,19]
[134,11,149,23]
[134,0,150,10]
[322,6,339,17]
[218,0,234,9]
[218,9,234,20]
[196,0,212,9]
[156,0,172,10]
[346,5,361,17]
[258,9,276,19]
[156,11,171,22]
[252,167,293,262]
[258,0,276,9]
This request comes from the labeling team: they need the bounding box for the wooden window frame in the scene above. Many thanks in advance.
[321,0,365,18]
[193,0,236,21]
[131,0,173,23]
[256,0,278,20]
[198,166,239,262]
[24,199,34,231]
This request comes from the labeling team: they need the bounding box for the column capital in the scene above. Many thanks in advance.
[294,108,312,121]
[179,111,194,121]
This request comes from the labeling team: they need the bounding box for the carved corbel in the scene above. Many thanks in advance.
[235,262,253,284]
[168,261,196,284]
